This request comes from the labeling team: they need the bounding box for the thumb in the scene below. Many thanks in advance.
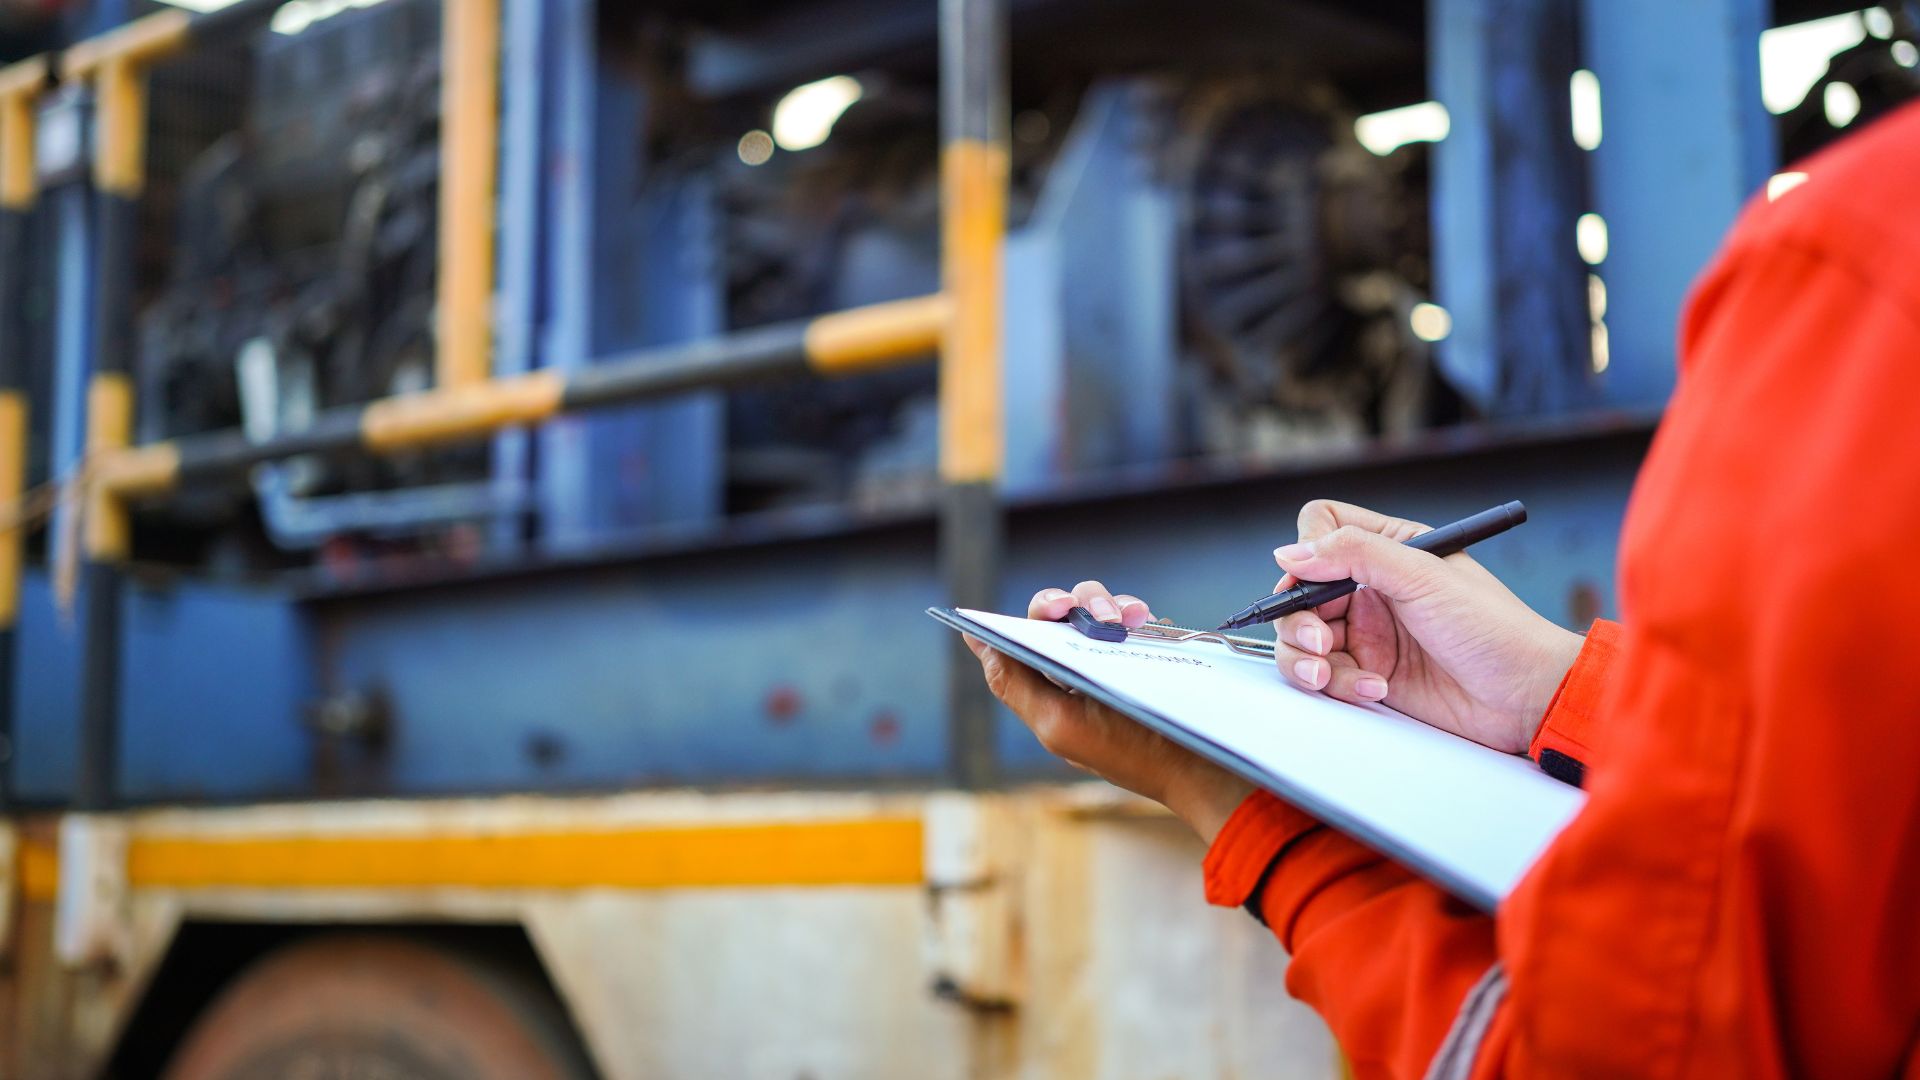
[1274,525,1451,604]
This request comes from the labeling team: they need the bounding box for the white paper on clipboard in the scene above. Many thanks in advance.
[935,607,1587,909]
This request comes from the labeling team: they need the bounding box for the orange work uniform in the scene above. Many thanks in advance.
[1203,100,1920,1078]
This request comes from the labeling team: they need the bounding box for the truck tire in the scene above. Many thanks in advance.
[161,933,593,1080]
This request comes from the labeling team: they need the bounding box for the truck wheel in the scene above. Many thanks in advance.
[162,933,592,1080]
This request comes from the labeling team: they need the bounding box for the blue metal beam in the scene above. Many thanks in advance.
[1582,0,1774,406]
[539,0,722,551]
[1430,0,1596,416]
[489,0,551,552]
[40,422,1644,803]
[1003,81,1177,494]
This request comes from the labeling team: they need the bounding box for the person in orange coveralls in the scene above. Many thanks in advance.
[967,100,1920,1078]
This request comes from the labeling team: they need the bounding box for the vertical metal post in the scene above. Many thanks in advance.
[1430,0,1594,416]
[0,59,46,805]
[490,0,548,551]
[938,0,1007,788]
[1582,0,1772,406]
[72,56,151,812]
[437,0,502,390]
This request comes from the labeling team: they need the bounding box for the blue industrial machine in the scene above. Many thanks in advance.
[1,0,1909,804]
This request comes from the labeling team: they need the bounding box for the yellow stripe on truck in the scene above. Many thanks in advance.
[128,818,926,890]
[19,838,58,902]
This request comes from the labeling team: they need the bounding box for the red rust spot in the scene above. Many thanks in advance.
[870,710,900,746]
[764,685,803,724]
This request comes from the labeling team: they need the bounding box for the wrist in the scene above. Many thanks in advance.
[1517,625,1587,749]
[1162,766,1255,845]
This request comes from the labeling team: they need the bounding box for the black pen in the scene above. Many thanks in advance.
[1217,501,1528,630]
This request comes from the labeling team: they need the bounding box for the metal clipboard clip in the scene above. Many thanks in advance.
[1067,606,1275,659]
[1125,621,1276,659]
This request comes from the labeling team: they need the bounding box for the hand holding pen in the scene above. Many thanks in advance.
[1259,500,1585,755]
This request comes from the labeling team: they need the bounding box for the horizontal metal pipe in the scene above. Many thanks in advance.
[58,12,190,80]
[61,0,281,79]
[561,322,812,412]
[96,295,946,496]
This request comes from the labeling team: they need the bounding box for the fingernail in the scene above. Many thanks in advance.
[1355,676,1389,700]
[1293,659,1324,688]
[1275,542,1315,563]
[1041,588,1070,601]
[1091,597,1120,621]
[1300,624,1325,654]
[1119,599,1150,622]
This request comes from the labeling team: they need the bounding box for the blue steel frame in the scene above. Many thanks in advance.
[1582,0,1774,405]
[536,0,723,550]
[6,0,1775,802]
[1431,0,1773,411]
[12,87,96,801]
[1002,81,1177,494]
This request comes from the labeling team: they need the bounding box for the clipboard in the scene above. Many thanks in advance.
[931,606,1587,911]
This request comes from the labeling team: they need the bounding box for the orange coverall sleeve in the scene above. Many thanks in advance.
[1202,624,1619,1079]
[1203,101,1920,1078]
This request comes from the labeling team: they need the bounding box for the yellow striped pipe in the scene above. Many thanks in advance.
[435,0,501,390]
[938,140,1007,485]
[804,293,949,373]
[0,57,48,210]
[61,10,189,198]
[83,374,138,561]
[88,297,947,500]
[0,392,24,628]
[361,369,566,452]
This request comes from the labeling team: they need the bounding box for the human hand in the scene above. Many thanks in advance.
[1270,500,1584,754]
[965,580,1254,842]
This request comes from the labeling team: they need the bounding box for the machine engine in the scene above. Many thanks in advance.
[131,0,1451,563]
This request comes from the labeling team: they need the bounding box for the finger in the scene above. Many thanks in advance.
[1279,501,1434,600]
[974,646,1089,761]
[975,639,1057,717]
[964,633,988,659]
[1071,580,1124,623]
[1296,499,1431,544]
[1273,525,1453,603]
[1111,593,1155,627]
[1028,588,1077,620]
[1322,661,1391,705]
[1278,610,1335,656]
[1274,645,1331,692]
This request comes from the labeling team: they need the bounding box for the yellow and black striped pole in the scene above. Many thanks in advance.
[63,20,170,811]
[938,0,1008,788]
[437,0,500,390]
[60,0,282,810]
[0,55,48,806]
